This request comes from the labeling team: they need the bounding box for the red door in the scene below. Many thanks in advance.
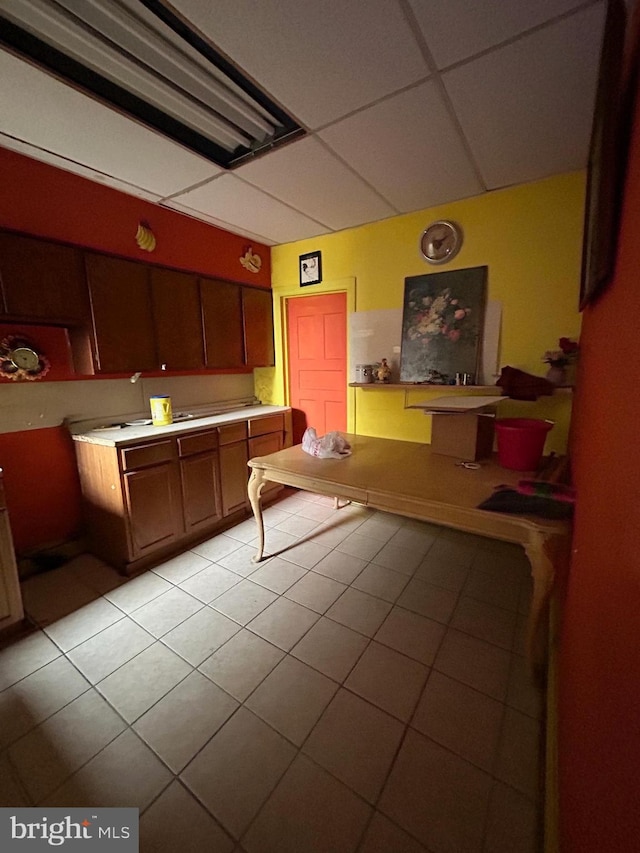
[286,292,347,444]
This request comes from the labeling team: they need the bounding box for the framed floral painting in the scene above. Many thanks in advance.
[399,266,487,383]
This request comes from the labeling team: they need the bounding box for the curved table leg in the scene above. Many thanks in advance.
[524,532,556,679]
[248,468,268,562]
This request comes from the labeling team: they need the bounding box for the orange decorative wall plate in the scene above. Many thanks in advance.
[0,335,51,381]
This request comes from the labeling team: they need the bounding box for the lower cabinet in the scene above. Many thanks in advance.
[177,428,222,535]
[218,423,249,517]
[124,462,184,559]
[73,412,289,575]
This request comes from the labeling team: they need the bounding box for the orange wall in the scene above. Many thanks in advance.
[0,148,271,554]
[559,25,640,851]
[0,147,271,287]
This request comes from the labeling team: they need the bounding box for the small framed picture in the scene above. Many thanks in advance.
[299,250,322,286]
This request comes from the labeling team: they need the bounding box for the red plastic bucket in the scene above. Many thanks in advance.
[495,418,554,471]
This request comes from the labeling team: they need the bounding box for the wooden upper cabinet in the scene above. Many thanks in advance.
[151,268,204,371]
[85,253,157,373]
[201,278,244,369]
[242,287,275,367]
[0,231,90,323]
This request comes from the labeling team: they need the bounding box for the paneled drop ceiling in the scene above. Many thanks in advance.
[0,0,612,246]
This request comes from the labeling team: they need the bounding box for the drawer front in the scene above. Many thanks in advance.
[178,430,218,457]
[249,414,284,438]
[120,440,174,471]
[218,422,248,445]
[248,432,283,459]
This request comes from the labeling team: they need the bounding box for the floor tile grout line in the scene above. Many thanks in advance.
[138,775,236,846]
[17,571,530,703]
[9,493,542,845]
[37,723,174,808]
[179,703,300,843]
[24,712,133,807]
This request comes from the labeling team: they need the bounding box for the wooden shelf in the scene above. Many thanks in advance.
[349,383,499,391]
[349,383,573,393]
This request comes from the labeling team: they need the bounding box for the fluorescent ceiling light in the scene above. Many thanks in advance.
[0,0,304,167]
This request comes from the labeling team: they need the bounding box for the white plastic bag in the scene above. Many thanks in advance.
[301,427,352,459]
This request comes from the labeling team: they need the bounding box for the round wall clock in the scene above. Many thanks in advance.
[420,220,463,265]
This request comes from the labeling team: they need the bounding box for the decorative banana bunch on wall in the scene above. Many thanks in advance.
[240,246,262,273]
[135,222,156,252]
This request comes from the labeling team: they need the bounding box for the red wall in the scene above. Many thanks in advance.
[0,148,271,554]
[559,21,640,851]
[0,428,82,553]
[0,147,271,287]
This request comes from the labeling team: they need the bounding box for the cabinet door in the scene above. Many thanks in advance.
[219,441,249,516]
[180,450,222,533]
[0,231,90,323]
[123,463,183,558]
[201,278,244,368]
[85,253,157,373]
[242,287,274,367]
[151,267,204,370]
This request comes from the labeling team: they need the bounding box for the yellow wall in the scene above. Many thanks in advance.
[256,171,585,453]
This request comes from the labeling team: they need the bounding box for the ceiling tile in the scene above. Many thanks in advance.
[167,174,331,244]
[169,0,428,128]
[442,3,606,189]
[319,81,484,213]
[236,137,397,231]
[0,50,220,197]
[0,135,163,203]
[409,0,589,69]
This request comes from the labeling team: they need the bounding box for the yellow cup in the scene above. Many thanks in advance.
[150,395,173,426]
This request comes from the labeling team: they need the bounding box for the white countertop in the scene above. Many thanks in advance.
[70,405,290,447]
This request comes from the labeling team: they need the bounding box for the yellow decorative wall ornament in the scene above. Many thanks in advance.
[135,222,156,252]
[240,246,262,273]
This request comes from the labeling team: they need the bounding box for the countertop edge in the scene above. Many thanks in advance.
[71,405,291,447]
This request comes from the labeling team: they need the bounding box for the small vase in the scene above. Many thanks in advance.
[545,365,567,386]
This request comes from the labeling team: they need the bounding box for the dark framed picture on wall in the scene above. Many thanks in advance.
[579,0,627,310]
[399,266,487,384]
[299,250,322,286]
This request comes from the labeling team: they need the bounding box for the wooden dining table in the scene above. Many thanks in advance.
[247,433,570,666]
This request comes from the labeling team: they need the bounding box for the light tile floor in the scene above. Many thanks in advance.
[0,490,544,852]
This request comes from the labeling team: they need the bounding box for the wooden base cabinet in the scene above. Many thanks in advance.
[218,424,249,517]
[74,412,289,575]
[123,463,184,560]
[178,429,223,536]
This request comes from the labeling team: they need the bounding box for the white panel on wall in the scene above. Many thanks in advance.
[349,303,501,386]
[349,309,403,384]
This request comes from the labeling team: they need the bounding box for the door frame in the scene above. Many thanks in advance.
[269,276,356,434]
